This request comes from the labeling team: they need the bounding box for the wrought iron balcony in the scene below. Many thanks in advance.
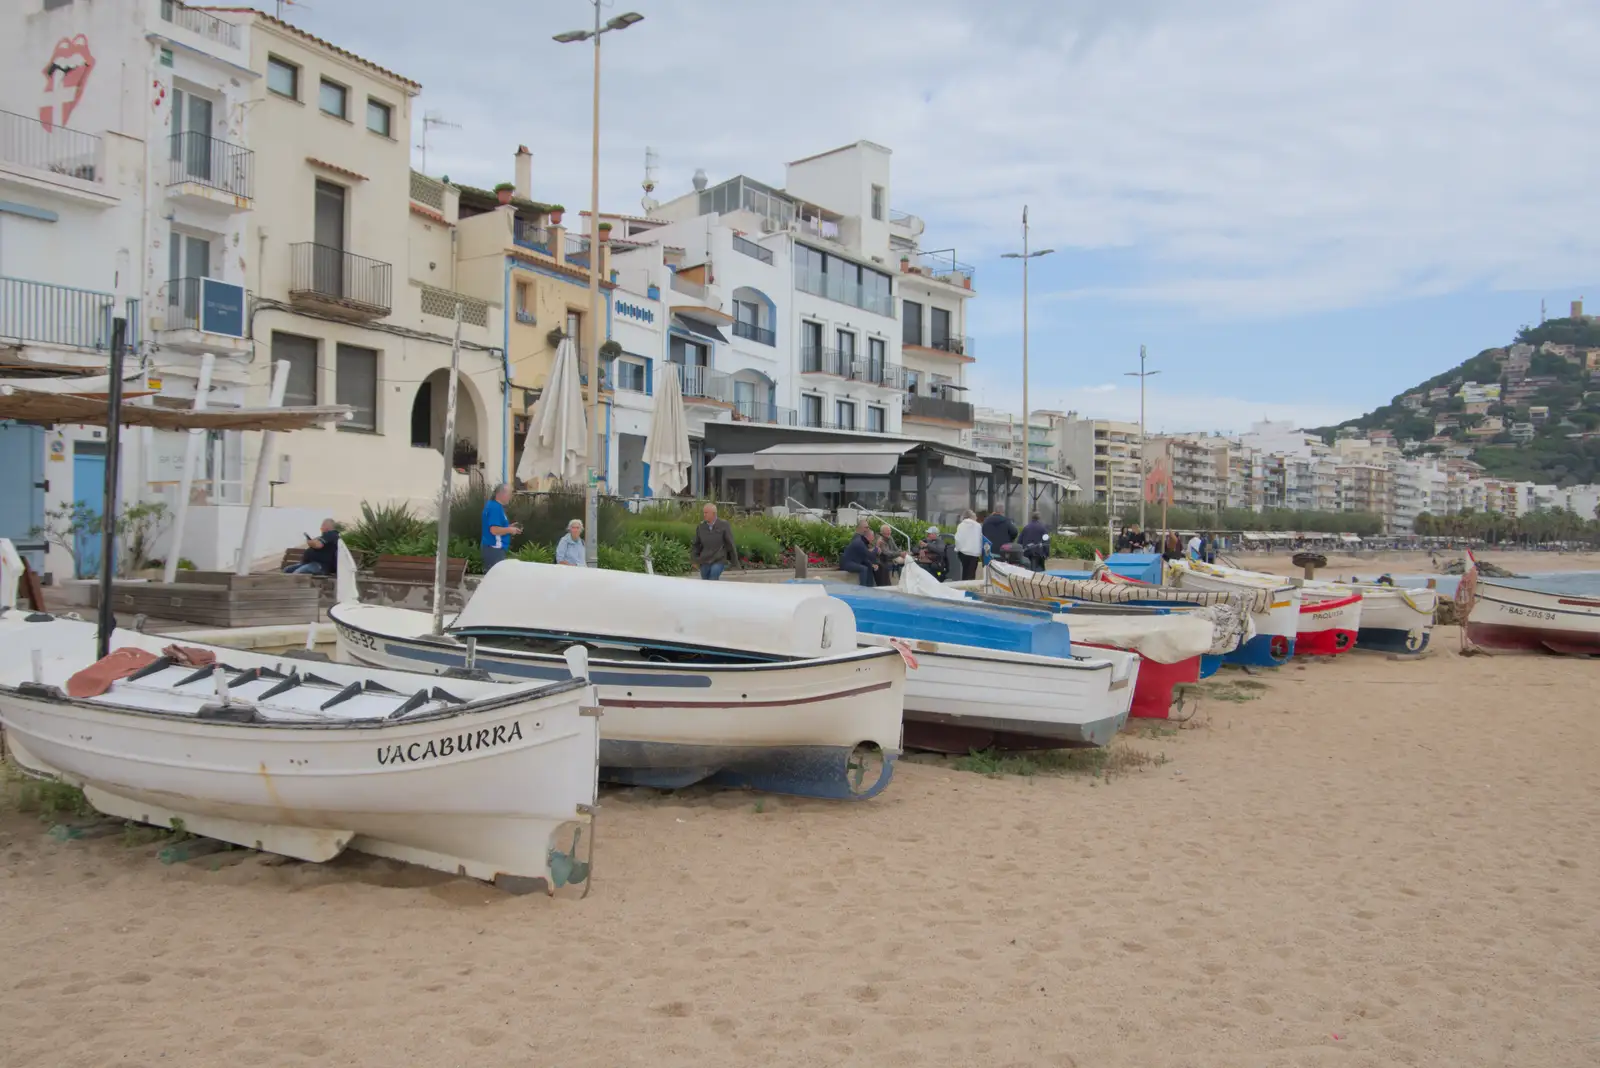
[799,346,895,385]
[288,242,392,319]
[513,218,550,253]
[906,334,974,358]
[160,0,241,48]
[1,277,140,351]
[168,131,253,200]
[732,320,775,346]
[734,399,796,425]
[0,108,100,182]
[674,362,730,402]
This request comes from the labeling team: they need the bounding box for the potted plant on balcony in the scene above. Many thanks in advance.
[548,205,565,225]
[546,326,567,348]
[599,339,622,361]
[597,221,613,242]
[452,438,480,470]
[494,182,515,205]
[899,254,910,271]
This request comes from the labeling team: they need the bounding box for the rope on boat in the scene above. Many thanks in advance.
[1454,564,1484,656]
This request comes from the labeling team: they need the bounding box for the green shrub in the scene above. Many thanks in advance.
[343,501,431,563]
[730,525,784,566]
[511,542,554,565]
[449,536,487,573]
[620,517,696,548]
[630,532,690,576]
[1056,536,1109,560]
[597,544,645,573]
[754,516,853,562]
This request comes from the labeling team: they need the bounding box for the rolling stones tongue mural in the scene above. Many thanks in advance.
[40,35,95,132]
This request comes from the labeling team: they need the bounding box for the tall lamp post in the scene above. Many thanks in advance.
[1124,343,1158,529]
[555,2,644,565]
[1000,207,1053,517]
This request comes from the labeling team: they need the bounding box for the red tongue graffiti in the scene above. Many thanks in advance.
[40,34,95,132]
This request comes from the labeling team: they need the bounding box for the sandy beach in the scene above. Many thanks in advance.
[4,615,1600,1067]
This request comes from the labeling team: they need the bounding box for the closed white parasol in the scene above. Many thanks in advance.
[642,360,692,496]
[515,337,589,485]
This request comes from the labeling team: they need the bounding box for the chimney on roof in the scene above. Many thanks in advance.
[514,145,532,202]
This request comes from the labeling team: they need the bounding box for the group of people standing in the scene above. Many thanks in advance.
[1114,522,1213,563]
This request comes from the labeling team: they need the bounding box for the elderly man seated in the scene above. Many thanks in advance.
[914,526,949,582]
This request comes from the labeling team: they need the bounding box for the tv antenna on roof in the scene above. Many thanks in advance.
[274,0,309,19]
[417,112,461,175]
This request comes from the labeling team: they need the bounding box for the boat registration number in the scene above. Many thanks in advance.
[1505,606,1557,622]
[338,624,377,650]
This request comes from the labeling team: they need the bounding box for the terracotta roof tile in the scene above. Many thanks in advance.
[197,7,422,90]
[409,203,449,225]
[306,157,368,181]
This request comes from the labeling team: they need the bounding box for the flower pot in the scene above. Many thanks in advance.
[598,227,611,243]
[549,210,564,224]
[496,188,513,205]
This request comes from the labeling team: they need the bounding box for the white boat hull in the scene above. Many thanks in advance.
[1164,567,1302,665]
[1466,579,1600,656]
[331,603,905,799]
[0,616,600,889]
[856,634,1135,751]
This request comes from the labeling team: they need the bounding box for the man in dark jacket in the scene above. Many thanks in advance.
[981,510,1018,554]
[691,503,738,580]
[286,519,340,575]
[1020,512,1049,546]
[838,520,878,586]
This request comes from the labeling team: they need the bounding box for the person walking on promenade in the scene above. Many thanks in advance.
[480,483,521,572]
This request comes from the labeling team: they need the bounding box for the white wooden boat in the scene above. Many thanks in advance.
[1174,559,1435,654]
[0,611,599,891]
[331,562,905,799]
[1462,558,1600,656]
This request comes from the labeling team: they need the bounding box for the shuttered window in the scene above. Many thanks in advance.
[271,332,318,408]
[336,343,378,431]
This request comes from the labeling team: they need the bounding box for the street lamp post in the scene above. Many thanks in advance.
[1124,343,1159,529]
[555,3,644,565]
[1000,207,1053,518]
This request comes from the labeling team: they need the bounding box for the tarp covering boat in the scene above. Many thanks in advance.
[451,561,858,659]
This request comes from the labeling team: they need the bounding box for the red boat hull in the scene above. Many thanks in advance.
[1083,644,1200,718]
[1466,622,1600,657]
[1293,592,1362,657]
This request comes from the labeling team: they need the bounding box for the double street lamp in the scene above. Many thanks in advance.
[1000,206,1053,515]
[555,3,644,564]
[1124,344,1158,528]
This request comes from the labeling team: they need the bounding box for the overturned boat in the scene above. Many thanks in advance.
[331,562,905,799]
[0,611,599,892]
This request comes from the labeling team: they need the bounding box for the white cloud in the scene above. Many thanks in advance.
[293,0,1600,320]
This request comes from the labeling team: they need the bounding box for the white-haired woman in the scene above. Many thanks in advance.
[954,508,982,581]
[555,519,587,567]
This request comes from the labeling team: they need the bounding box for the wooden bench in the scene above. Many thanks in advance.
[372,554,468,585]
[280,547,305,572]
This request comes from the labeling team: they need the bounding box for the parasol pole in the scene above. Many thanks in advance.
[95,317,128,661]
[431,303,464,637]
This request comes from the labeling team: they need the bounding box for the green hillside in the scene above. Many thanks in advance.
[1311,316,1600,485]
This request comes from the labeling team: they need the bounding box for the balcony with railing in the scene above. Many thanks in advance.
[734,399,797,426]
[674,362,731,403]
[800,347,897,386]
[912,250,975,289]
[159,0,242,48]
[794,266,894,318]
[513,218,550,254]
[1,109,103,185]
[1,277,140,353]
[906,333,974,359]
[732,319,775,346]
[902,392,975,425]
[168,131,253,203]
[731,234,774,265]
[288,242,392,319]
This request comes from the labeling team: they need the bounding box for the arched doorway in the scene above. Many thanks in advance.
[410,369,482,468]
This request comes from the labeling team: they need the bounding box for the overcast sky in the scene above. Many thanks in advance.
[290,0,1600,433]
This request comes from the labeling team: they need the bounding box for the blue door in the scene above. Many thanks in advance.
[73,444,107,580]
[0,423,47,573]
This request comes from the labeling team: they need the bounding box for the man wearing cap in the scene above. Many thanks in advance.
[914,525,949,581]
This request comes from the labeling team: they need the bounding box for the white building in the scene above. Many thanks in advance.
[1045,412,1142,517]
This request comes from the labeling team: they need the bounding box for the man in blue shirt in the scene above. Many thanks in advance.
[480,483,521,571]
[555,519,587,566]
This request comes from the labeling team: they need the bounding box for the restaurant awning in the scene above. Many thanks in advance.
[938,453,991,474]
[673,312,729,344]
[705,452,758,469]
[1014,468,1080,493]
[749,441,915,475]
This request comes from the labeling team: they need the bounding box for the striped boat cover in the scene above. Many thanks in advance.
[986,563,1273,613]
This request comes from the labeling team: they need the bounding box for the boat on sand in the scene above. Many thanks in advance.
[331,562,905,799]
[0,610,600,892]
[1461,555,1600,656]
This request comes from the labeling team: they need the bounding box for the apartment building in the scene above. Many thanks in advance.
[893,223,976,449]
[239,10,505,516]
[973,407,1051,469]
[1047,412,1142,517]
[1,0,261,576]
[1146,435,1227,511]
[1336,463,1393,524]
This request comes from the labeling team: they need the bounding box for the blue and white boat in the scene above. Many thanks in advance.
[330,562,905,800]
[814,581,1137,753]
